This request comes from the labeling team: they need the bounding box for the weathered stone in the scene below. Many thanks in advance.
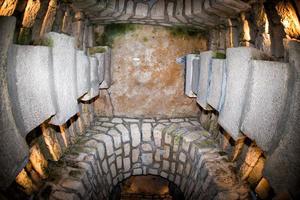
[0,17,29,189]
[142,144,152,152]
[75,50,90,99]
[81,56,99,101]
[132,148,140,163]
[196,51,214,110]
[218,47,269,139]
[116,124,130,142]
[7,45,56,136]
[94,53,105,85]
[130,124,141,147]
[99,46,112,89]
[142,123,152,141]
[241,60,290,152]
[46,32,79,125]
[207,59,226,111]
[185,54,200,97]
[150,0,165,20]
[141,153,153,165]
[134,3,148,19]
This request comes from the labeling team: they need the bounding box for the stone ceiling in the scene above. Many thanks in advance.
[72,0,251,29]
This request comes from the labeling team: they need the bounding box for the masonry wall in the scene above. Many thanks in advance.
[94,25,207,118]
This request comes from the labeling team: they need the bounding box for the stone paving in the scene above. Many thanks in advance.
[37,117,250,200]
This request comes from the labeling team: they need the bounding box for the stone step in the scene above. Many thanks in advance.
[46,32,79,125]
[76,50,90,99]
[240,60,290,152]
[81,56,100,101]
[184,54,200,97]
[218,47,270,140]
[7,44,56,136]
[207,58,226,112]
[196,51,214,110]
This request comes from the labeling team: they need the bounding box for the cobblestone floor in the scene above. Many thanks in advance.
[37,117,250,200]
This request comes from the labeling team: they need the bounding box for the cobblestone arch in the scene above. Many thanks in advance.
[39,117,249,200]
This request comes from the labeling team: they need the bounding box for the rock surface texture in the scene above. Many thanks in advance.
[38,117,249,200]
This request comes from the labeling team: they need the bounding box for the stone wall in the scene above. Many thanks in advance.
[37,117,249,200]
[94,25,207,118]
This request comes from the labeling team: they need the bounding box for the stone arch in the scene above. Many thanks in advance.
[39,117,249,200]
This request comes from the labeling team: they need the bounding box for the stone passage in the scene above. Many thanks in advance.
[38,117,249,200]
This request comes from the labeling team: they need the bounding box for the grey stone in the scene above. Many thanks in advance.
[141,153,153,165]
[264,40,300,197]
[130,124,141,147]
[192,57,201,95]
[94,53,105,85]
[7,45,56,136]
[134,3,148,19]
[142,123,151,141]
[99,47,112,89]
[218,47,269,139]
[241,60,290,152]
[81,56,99,101]
[196,51,213,110]
[0,16,29,189]
[46,32,79,125]
[207,59,226,111]
[76,50,90,98]
[185,54,200,97]
[150,0,165,20]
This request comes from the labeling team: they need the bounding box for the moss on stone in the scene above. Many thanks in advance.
[143,37,149,42]
[88,46,107,55]
[17,27,32,45]
[213,51,226,59]
[167,26,208,38]
[69,170,82,178]
[96,23,137,47]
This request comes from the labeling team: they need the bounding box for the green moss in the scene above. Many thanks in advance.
[89,46,107,55]
[17,28,32,45]
[167,26,208,38]
[69,170,82,178]
[213,51,226,59]
[143,37,148,42]
[96,23,137,47]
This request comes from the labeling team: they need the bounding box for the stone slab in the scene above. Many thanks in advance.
[0,16,29,189]
[185,54,200,97]
[263,39,300,197]
[100,46,112,89]
[76,50,90,99]
[7,45,56,136]
[81,56,99,101]
[46,32,79,125]
[241,60,290,152]
[196,51,213,110]
[218,47,269,139]
[94,53,105,84]
[207,59,226,111]
[191,57,200,95]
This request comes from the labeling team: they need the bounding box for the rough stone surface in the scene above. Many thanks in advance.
[196,51,213,110]
[95,25,206,117]
[99,46,112,89]
[39,117,249,200]
[185,54,200,97]
[218,47,269,139]
[7,45,56,136]
[0,16,29,189]
[94,52,105,84]
[46,32,79,125]
[81,56,99,101]
[207,59,226,111]
[76,50,90,99]
[264,39,300,197]
[241,60,290,152]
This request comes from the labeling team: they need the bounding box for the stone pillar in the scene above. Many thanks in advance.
[0,16,29,189]
[72,11,85,49]
[39,0,57,38]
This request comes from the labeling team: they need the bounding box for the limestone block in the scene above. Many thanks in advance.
[207,59,226,111]
[218,47,269,139]
[263,39,300,197]
[76,50,90,99]
[7,45,56,136]
[94,53,105,84]
[241,60,290,152]
[192,57,200,95]
[196,51,214,110]
[150,0,165,20]
[99,47,112,89]
[81,56,99,101]
[0,16,29,189]
[185,54,200,97]
[46,32,79,125]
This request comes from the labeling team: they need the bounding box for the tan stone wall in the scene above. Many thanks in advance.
[94,25,207,118]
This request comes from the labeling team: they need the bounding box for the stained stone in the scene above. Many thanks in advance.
[81,56,99,101]
[185,54,200,97]
[7,45,56,136]
[123,157,131,171]
[207,59,226,111]
[241,60,290,152]
[76,50,90,99]
[150,0,165,20]
[153,124,164,147]
[132,148,140,163]
[196,51,214,110]
[116,124,130,142]
[134,3,149,19]
[94,53,105,84]
[141,153,153,165]
[130,124,141,147]
[0,16,29,189]
[142,143,152,152]
[46,32,79,125]
[99,47,112,89]
[107,129,121,149]
[218,47,269,139]
[142,123,152,141]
